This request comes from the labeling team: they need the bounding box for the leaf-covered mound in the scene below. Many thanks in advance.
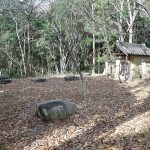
[0,77,149,150]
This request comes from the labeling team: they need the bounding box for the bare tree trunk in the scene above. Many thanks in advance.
[127,0,145,43]
[128,27,133,43]
[98,52,100,74]
[55,63,59,74]
[91,3,96,75]
[46,55,51,75]
[127,0,133,43]
[27,20,31,76]
[59,39,63,74]
[119,0,125,42]
[10,12,27,76]
[19,64,23,77]
[6,42,13,76]
[118,24,124,42]
[59,38,66,74]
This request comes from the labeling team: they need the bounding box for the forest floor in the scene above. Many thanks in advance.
[0,76,150,150]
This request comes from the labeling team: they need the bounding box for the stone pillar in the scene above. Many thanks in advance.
[142,61,147,79]
[115,59,121,80]
[103,62,109,75]
[111,63,116,77]
[129,62,136,80]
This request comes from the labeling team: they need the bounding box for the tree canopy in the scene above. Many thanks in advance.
[0,0,149,77]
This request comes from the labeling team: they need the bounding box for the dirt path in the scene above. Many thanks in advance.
[0,77,149,150]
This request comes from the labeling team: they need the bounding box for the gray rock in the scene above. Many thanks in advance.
[75,143,84,150]
[0,75,11,84]
[0,75,8,80]
[64,75,80,81]
[31,77,47,82]
[36,99,76,121]
[0,79,11,84]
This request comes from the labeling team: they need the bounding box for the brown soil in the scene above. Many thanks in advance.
[0,76,150,150]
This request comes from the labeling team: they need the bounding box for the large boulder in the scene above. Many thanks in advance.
[36,99,76,121]
[64,75,80,81]
[0,75,11,84]
[0,75,8,80]
[31,77,47,82]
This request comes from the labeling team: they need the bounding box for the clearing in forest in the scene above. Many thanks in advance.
[0,76,150,150]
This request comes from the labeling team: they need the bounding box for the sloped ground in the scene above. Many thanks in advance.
[0,77,149,150]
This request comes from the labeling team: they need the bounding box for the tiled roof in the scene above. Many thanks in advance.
[116,42,150,56]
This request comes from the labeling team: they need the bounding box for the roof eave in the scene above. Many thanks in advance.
[128,54,150,56]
